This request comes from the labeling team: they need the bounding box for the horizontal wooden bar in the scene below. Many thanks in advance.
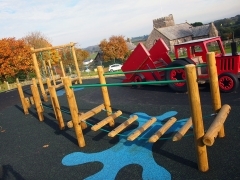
[127,117,157,141]
[149,117,177,143]
[91,110,122,131]
[203,104,231,146]
[172,117,192,141]
[31,42,75,53]
[108,115,138,137]
[67,104,105,128]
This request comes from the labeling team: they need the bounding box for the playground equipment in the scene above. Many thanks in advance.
[17,52,231,172]
[17,77,66,130]
[122,36,240,93]
[31,42,82,101]
[65,52,231,172]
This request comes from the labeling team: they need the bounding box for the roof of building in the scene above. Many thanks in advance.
[191,24,210,37]
[155,23,211,40]
[156,23,192,40]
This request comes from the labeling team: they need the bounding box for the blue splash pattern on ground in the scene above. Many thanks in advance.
[56,87,83,96]
[62,111,188,180]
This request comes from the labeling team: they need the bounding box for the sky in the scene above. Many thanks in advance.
[0,0,239,48]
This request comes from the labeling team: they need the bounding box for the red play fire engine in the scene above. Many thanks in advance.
[122,37,240,93]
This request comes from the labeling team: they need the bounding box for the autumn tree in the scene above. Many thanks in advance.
[58,47,89,73]
[0,38,33,82]
[99,35,128,63]
[75,48,89,68]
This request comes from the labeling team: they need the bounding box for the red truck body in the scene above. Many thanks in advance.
[122,36,240,92]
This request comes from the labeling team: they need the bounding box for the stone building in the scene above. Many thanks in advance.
[145,14,218,52]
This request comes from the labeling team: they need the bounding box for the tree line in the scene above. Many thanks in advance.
[1,15,239,83]
[0,32,89,83]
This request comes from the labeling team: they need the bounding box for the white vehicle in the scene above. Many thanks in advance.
[108,64,122,72]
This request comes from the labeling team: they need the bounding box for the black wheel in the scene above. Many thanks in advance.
[131,73,146,89]
[218,73,239,93]
[165,60,190,92]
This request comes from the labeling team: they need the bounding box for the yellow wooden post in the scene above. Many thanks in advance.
[207,52,225,138]
[97,66,114,126]
[31,48,48,102]
[59,60,66,77]
[43,60,48,76]
[46,78,57,120]
[17,83,29,114]
[70,43,82,84]
[4,81,9,90]
[62,77,85,147]
[31,85,44,121]
[32,78,37,87]
[49,86,65,130]
[185,64,209,172]
[47,60,56,86]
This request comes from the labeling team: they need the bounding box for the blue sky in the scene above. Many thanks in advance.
[0,0,239,48]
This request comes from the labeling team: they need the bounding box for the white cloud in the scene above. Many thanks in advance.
[0,0,239,47]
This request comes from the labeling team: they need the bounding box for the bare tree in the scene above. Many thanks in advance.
[22,31,52,49]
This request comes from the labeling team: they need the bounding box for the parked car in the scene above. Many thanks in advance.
[108,64,122,72]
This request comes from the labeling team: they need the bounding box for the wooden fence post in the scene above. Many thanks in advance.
[207,52,225,138]
[185,64,209,172]
[63,77,85,147]
[97,66,114,126]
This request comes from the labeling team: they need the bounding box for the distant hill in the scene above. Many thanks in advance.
[213,14,240,39]
[214,14,240,28]
[83,45,100,53]
[131,35,149,44]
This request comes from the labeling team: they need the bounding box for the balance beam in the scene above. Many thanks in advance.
[149,117,177,143]
[108,115,138,137]
[127,117,157,141]
[91,110,122,131]
[203,104,231,146]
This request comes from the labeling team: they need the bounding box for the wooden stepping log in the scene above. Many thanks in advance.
[67,104,105,128]
[172,117,192,141]
[108,115,138,137]
[203,104,231,146]
[127,117,157,141]
[149,117,177,143]
[91,110,122,131]
[30,96,34,105]
[55,83,64,89]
